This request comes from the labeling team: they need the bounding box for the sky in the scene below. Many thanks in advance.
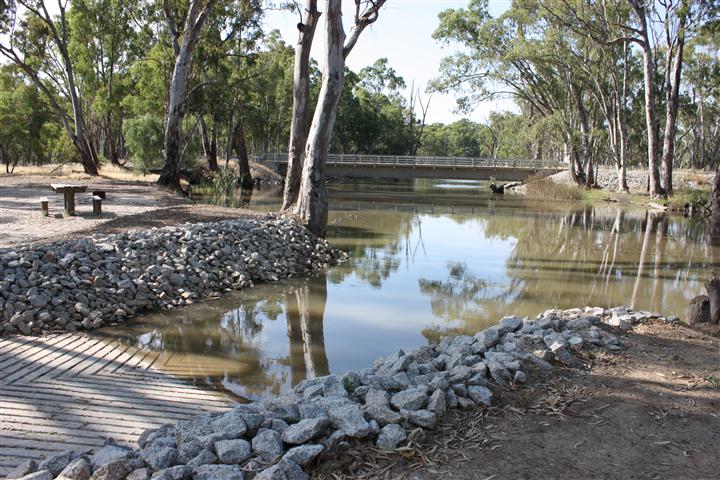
[263,0,516,124]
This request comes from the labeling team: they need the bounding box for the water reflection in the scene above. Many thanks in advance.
[101,180,719,398]
[99,275,330,401]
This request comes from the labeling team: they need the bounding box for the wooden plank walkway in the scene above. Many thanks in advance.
[0,333,234,477]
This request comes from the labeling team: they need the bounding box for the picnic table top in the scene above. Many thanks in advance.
[50,184,88,193]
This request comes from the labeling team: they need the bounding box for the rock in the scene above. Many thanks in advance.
[91,440,134,468]
[251,429,285,461]
[283,444,324,467]
[140,445,178,471]
[467,386,493,407]
[390,387,427,411]
[426,389,446,415]
[186,449,217,468]
[126,469,150,480]
[191,464,245,480]
[513,371,528,384]
[281,417,330,444]
[212,410,247,438]
[15,472,53,480]
[363,404,404,426]
[404,409,436,428]
[326,402,372,438]
[376,424,407,449]
[88,459,133,480]
[499,316,522,334]
[474,327,500,349]
[150,466,191,480]
[56,458,92,480]
[254,459,308,480]
[29,294,48,308]
[7,460,38,479]
[322,375,349,398]
[38,451,76,476]
[687,295,710,325]
[215,439,252,464]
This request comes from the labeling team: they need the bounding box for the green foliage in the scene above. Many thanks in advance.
[123,114,165,173]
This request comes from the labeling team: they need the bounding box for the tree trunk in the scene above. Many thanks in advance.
[158,0,214,190]
[199,116,218,171]
[661,12,685,196]
[293,0,345,237]
[282,0,321,211]
[707,273,720,325]
[631,1,663,197]
[234,119,253,188]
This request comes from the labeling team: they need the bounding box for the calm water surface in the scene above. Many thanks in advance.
[99,179,718,400]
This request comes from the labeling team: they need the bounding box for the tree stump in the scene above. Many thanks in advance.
[707,273,720,325]
[687,295,710,325]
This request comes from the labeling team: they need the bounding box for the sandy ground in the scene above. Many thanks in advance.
[315,321,720,480]
[0,168,259,248]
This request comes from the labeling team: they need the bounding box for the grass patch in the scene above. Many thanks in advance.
[524,175,583,200]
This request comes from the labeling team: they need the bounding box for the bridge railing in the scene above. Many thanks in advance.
[252,153,565,170]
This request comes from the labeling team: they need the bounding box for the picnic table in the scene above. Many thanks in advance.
[50,184,87,216]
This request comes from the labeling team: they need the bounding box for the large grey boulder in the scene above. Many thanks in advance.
[376,424,406,450]
[215,439,252,464]
[211,411,247,439]
[254,459,308,480]
[467,385,493,407]
[192,465,244,480]
[38,451,76,476]
[186,449,217,468]
[283,444,324,467]
[252,429,285,461]
[56,458,92,480]
[7,460,38,479]
[363,404,403,426]
[426,389,446,415]
[281,417,330,444]
[140,445,178,471]
[91,441,134,468]
[149,465,191,480]
[326,402,372,438]
[389,387,427,411]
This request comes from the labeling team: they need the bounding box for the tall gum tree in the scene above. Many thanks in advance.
[0,0,100,174]
[158,0,217,190]
[282,0,321,211]
[284,0,387,236]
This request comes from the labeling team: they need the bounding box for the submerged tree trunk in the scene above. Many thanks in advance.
[282,0,321,211]
[661,10,686,196]
[293,0,346,236]
[158,0,215,190]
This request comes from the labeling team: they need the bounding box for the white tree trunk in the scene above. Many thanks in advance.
[293,0,345,236]
[283,0,321,211]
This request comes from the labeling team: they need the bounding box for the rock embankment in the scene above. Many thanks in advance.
[7,306,672,480]
[0,216,346,336]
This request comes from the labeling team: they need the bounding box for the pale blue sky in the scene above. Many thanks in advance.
[263,0,515,124]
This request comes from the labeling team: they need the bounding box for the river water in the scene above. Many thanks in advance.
[99,179,717,401]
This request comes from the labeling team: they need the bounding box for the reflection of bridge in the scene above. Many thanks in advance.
[254,153,565,181]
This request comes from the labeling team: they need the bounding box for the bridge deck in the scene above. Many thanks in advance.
[0,334,233,477]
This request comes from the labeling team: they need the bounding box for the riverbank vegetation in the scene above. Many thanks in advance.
[1,0,719,233]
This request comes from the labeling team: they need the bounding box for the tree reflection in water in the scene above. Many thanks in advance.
[99,274,330,401]
[418,205,717,340]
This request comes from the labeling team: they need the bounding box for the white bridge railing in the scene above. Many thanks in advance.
[253,153,564,170]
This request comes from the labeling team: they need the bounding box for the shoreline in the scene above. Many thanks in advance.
[0,215,346,336]
[6,306,718,480]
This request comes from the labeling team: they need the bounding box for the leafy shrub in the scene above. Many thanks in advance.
[123,114,164,173]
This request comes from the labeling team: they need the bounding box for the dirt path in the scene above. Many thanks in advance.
[315,321,720,480]
[0,175,258,248]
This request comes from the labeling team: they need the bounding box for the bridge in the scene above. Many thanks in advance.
[253,153,565,181]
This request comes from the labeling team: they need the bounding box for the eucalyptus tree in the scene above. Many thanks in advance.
[68,0,140,166]
[0,0,100,174]
[283,0,388,237]
[158,0,217,190]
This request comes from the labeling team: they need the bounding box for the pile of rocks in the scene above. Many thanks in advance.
[8,306,667,480]
[0,216,347,336]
